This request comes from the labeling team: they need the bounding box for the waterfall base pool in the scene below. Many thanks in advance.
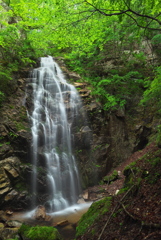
[10,202,92,240]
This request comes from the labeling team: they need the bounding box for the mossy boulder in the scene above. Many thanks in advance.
[18,224,63,240]
[123,161,142,192]
[76,196,112,238]
[102,170,119,184]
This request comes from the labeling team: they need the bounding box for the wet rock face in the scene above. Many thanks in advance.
[0,78,31,161]
[0,75,52,210]
[74,82,155,188]
[0,77,33,210]
[0,157,30,209]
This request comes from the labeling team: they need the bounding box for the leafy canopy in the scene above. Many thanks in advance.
[0,0,161,110]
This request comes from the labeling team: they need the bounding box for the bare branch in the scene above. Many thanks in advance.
[84,0,130,16]
[129,8,161,25]
[83,0,161,30]
[125,12,161,31]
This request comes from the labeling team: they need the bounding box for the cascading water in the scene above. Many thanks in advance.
[28,56,82,212]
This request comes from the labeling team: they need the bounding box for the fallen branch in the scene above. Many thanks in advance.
[121,203,138,221]
[121,203,161,229]
[143,231,161,239]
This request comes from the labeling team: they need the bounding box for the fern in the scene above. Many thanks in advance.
[91,71,143,111]
[141,66,161,112]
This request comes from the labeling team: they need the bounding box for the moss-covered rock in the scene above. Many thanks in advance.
[76,196,112,238]
[102,170,119,184]
[18,224,63,240]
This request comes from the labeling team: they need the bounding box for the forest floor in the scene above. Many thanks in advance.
[77,142,161,240]
[87,142,156,200]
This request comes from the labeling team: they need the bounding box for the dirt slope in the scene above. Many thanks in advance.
[76,142,161,240]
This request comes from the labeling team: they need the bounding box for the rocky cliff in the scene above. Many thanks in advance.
[0,58,159,211]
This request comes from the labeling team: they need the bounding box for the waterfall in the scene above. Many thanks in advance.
[28,56,82,212]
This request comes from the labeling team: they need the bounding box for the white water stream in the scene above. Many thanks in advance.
[28,56,82,212]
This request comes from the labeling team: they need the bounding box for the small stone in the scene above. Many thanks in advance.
[6,220,22,228]
[56,220,68,226]
[118,171,121,176]
[5,190,18,201]
[6,210,13,215]
[34,205,46,220]
[0,211,8,222]
[0,223,4,228]
[17,79,24,85]
[80,126,92,133]
[115,190,119,195]
[82,190,89,200]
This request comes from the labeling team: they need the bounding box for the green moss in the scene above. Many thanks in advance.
[141,150,161,184]
[9,105,15,109]
[19,224,63,240]
[8,238,19,240]
[122,160,143,196]
[147,157,160,166]
[76,197,112,237]
[92,144,102,153]
[102,170,118,184]
[91,229,96,235]
[12,106,28,131]
[14,182,27,192]
[124,161,137,172]
[117,187,129,195]
[14,121,26,131]
[145,172,161,184]
[19,106,28,120]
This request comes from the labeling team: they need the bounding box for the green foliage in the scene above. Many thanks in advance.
[157,125,161,147]
[1,0,160,64]
[123,161,142,190]
[91,71,144,111]
[0,91,5,106]
[9,131,18,139]
[76,197,112,237]
[0,65,12,96]
[117,187,129,195]
[19,224,62,240]
[143,154,161,184]
[8,238,19,240]
[152,34,161,45]
[102,170,118,184]
[0,0,160,111]
[145,172,161,184]
[141,66,161,112]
